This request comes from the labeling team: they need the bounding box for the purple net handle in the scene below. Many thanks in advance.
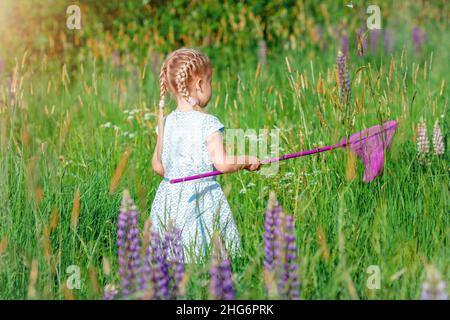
[169,144,339,184]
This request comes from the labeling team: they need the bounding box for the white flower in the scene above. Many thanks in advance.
[432,120,445,156]
[101,122,112,128]
[239,188,247,194]
[246,182,256,188]
[417,118,429,155]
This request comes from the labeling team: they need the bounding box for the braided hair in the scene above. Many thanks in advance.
[156,48,212,160]
[159,48,211,109]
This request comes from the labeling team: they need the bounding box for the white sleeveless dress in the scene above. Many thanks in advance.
[150,110,240,261]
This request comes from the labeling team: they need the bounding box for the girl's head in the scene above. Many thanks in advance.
[159,48,212,109]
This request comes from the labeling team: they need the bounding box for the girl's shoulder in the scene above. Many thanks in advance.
[165,110,224,137]
[202,113,225,138]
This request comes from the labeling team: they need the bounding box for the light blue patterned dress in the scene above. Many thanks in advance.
[150,110,240,261]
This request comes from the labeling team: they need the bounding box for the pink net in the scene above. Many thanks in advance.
[339,120,398,183]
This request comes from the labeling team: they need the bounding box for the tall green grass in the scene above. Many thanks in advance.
[0,42,447,299]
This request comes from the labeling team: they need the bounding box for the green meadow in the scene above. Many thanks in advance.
[0,1,448,299]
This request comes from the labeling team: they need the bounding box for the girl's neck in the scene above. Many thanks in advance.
[175,97,202,112]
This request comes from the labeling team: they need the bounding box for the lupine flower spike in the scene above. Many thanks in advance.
[264,192,283,298]
[432,120,445,156]
[417,118,429,164]
[149,230,170,300]
[263,192,300,300]
[279,215,300,300]
[421,265,448,300]
[117,190,141,298]
[336,51,351,106]
[210,233,235,300]
[165,221,185,299]
[370,29,379,55]
[412,26,426,54]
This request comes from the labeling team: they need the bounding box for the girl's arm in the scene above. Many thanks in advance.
[152,108,165,177]
[152,146,164,177]
[206,131,261,173]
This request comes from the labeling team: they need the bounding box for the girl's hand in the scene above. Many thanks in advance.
[244,156,261,171]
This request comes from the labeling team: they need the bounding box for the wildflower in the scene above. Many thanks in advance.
[417,118,430,155]
[239,188,247,194]
[101,122,112,128]
[117,190,141,297]
[103,284,118,300]
[278,215,300,300]
[209,234,235,300]
[432,120,445,155]
[412,26,426,54]
[370,29,379,55]
[263,192,300,300]
[421,266,448,300]
[336,51,351,105]
[264,192,283,272]
[148,231,170,300]
[165,223,185,299]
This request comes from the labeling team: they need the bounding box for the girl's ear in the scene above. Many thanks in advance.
[195,77,204,93]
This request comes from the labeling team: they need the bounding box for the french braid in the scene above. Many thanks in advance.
[155,48,211,159]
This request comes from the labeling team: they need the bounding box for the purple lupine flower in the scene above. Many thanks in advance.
[432,120,445,156]
[210,234,235,300]
[370,29,379,55]
[140,243,152,294]
[278,215,300,300]
[356,28,368,57]
[165,224,185,299]
[258,40,267,65]
[264,192,283,272]
[421,266,448,300]
[149,230,170,300]
[336,51,351,105]
[103,284,119,300]
[412,27,426,54]
[117,190,141,298]
[340,34,349,57]
[383,30,394,55]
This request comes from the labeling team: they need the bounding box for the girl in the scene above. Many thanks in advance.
[150,48,260,262]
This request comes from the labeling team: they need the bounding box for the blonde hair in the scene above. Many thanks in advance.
[155,48,212,161]
[159,48,212,108]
